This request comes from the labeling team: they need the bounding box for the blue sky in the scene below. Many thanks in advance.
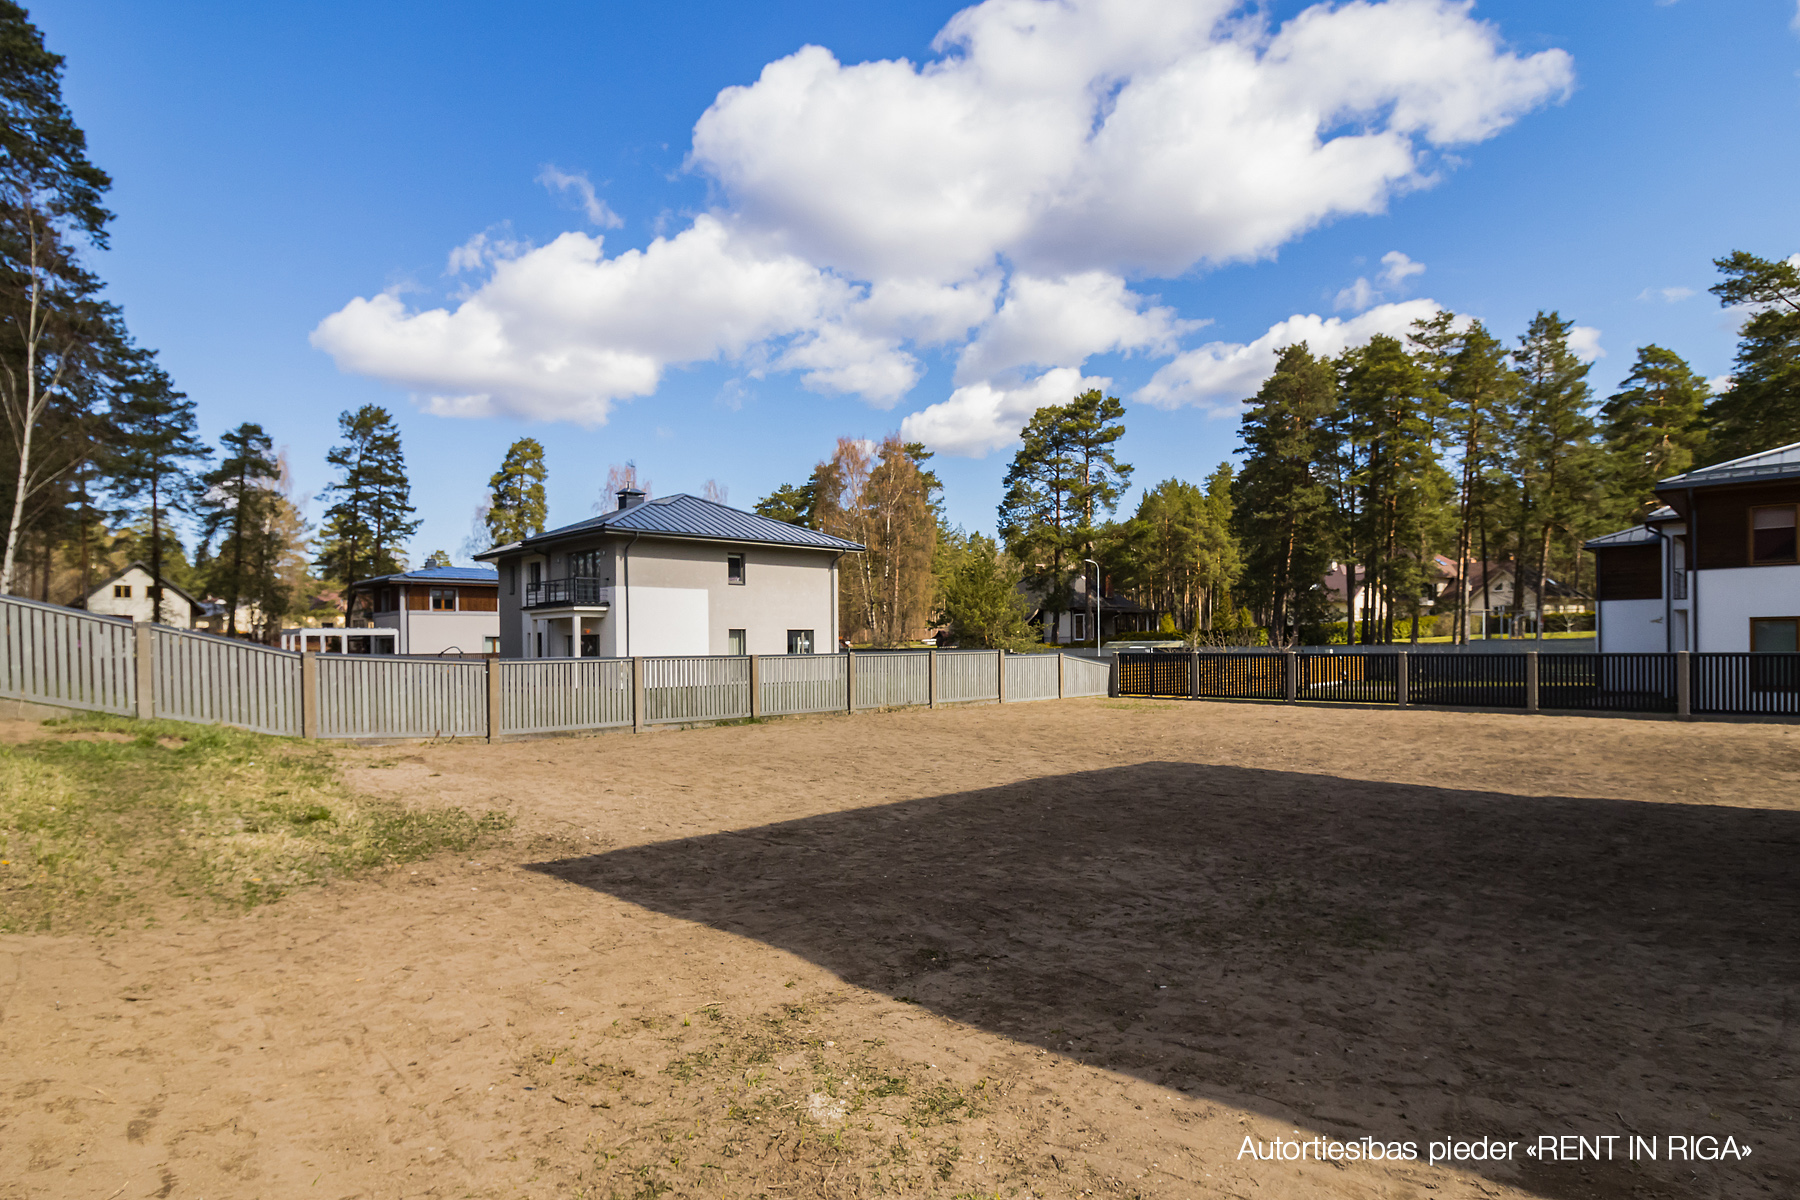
[31,0,1800,560]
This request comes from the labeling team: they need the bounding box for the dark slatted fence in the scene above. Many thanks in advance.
[1409,653,1527,708]
[1117,653,1188,697]
[1539,653,1677,713]
[1192,653,1286,700]
[1693,653,1800,716]
[1297,653,1398,704]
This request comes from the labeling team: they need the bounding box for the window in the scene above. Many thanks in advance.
[569,549,605,578]
[1072,613,1086,641]
[1751,506,1798,564]
[147,586,163,600]
[535,631,543,658]
[430,587,457,611]
[727,553,745,585]
[728,628,747,656]
[483,636,501,654]
[787,629,814,655]
[113,584,131,598]
[1752,618,1799,653]
[528,560,543,586]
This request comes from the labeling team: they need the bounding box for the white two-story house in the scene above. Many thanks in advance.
[477,489,864,660]
[1587,441,1800,653]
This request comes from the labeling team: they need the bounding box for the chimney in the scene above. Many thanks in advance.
[616,488,646,511]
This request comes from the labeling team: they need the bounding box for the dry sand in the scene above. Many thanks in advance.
[1,699,1796,1199]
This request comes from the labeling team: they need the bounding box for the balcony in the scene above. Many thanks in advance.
[525,577,613,609]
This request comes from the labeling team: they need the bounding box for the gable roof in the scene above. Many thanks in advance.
[477,494,864,558]
[1657,441,1800,490]
[87,561,203,608]
[348,565,500,588]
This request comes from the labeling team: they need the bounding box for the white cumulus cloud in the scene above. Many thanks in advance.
[1567,325,1605,362]
[1137,299,1446,414]
[315,0,1573,450]
[1637,285,1694,303]
[901,367,1113,458]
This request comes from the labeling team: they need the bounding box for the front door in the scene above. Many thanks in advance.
[581,632,599,657]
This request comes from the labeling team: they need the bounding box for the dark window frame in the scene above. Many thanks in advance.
[1751,616,1800,653]
[429,587,458,612]
[727,553,746,585]
[1748,504,1799,566]
[786,628,814,655]
[113,584,131,598]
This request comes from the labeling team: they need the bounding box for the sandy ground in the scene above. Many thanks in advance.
[1,699,1797,1200]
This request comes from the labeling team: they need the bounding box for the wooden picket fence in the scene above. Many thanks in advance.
[0,593,1116,741]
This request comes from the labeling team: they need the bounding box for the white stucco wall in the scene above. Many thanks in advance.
[1694,565,1800,652]
[1596,599,1667,653]
[625,586,710,656]
[617,540,837,656]
[401,612,498,655]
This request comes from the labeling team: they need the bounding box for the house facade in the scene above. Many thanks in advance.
[477,490,863,660]
[81,562,200,628]
[343,565,501,655]
[1586,441,1800,653]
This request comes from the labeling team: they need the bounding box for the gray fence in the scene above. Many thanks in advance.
[317,656,488,740]
[854,651,931,709]
[153,627,303,735]
[501,659,632,735]
[0,594,136,715]
[0,592,1110,740]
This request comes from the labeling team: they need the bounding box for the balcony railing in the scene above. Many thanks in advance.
[525,577,613,608]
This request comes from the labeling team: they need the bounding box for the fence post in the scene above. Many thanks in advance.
[134,621,155,721]
[1057,652,1065,699]
[1284,650,1298,704]
[845,651,856,713]
[1107,653,1119,698]
[1676,650,1691,719]
[632,656,646,733]
[996,649,1007,704]
[1525,650,1539,714]
[301,651,319,739]
[749,655,762,720]
[928,650,939,709]
[1189,649,1200,701]
[486,657,502,743]
[1396,651,1409,708]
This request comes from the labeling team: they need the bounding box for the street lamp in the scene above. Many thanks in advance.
[1084,558,1099,653]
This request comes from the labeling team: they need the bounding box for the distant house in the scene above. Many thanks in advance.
[1586,441,1800,653]
[81,562,201,628]
[1032,572,1160,645]
[343,565,502,655]
[476,489,863,660]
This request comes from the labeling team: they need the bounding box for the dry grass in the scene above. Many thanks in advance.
[0,714,511,933]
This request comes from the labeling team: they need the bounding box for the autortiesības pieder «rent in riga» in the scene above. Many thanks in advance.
[1238,1133,1755,1165]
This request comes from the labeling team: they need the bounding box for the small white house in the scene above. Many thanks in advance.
[1587,441,1800,653]
[82,562,200,628]
[478,489,863,660]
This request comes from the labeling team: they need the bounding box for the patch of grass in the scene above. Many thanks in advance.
[0,715,511,934]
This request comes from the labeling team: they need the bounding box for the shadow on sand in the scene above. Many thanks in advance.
[528,761,1797,1198]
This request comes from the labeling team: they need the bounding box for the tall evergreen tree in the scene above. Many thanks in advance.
[316,405,418,587]
[1512,311,1599,639]
[1411,316,1518,644]
[1601,345,1709,520]
[1335,334,1439,643]
[484,436,548,546]
[198,421,283,637]
[933,530,1039,650]
[998,390,1130,636]
[106,354,207,623]
[754,477,821,528]
[1233,344,1337,643]
[1703,250,1800,462]
[0,1,117,594]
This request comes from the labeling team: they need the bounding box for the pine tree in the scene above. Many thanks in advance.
[1703,251,1800,463]
[1601,345,1709,520]
[484,436,547,546]
[998,390,1130,637]
[316,405,418,587]
[0,1,118,594]
[199,422,282,636]
[1232,344,1337,643]
[1512,312,1599,639]
[933,531,1038,650]
[106,354,208,624]
[754,478,821,528]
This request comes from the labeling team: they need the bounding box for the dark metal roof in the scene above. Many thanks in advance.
[1657,441,1800,490]
[1583,524,1660,550]
[479,494,864,556]
[350,565,499,587]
